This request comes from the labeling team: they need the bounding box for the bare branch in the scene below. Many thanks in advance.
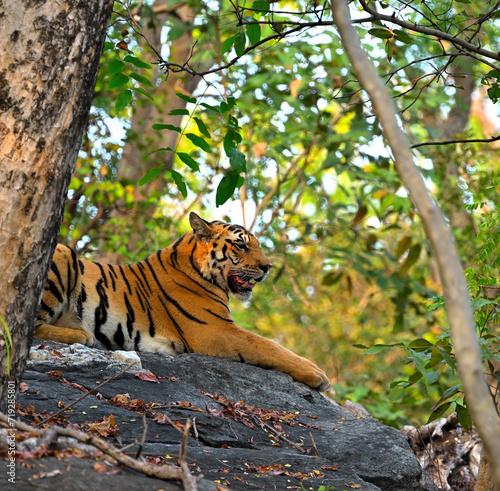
[411,135,500,149]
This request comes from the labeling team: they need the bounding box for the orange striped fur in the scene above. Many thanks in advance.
[35,212,329,390]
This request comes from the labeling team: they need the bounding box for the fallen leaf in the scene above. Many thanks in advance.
[134,369,160,383]
[20,382,29,392]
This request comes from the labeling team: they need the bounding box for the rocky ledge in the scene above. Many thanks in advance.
[1,341,437,490]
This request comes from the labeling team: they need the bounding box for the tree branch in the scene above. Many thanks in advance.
[330,0,500,489]
[411,135,500,149]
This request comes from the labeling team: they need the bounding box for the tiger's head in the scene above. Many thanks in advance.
[189,212,272,301]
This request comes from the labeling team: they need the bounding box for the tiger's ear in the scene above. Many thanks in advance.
[189,212,217,242]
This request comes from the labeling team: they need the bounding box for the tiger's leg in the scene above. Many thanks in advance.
[188,323,330,391]
[34,324,94,346]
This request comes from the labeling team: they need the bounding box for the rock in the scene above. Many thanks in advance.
[4,340,438,490]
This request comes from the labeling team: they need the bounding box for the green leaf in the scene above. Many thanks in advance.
[220,96,237,113]
[234,28,246,57]
[124,54,152,69]
[368,28,393,39]
[104,41,115,51]
[385,39,393,62]
[171,170,187,198]
[109,72,129,89]
[223,129,236,154]
[246,19,261,45]
[130,72,154,87]
[437,345,456,371]
[139,166,165,186]
[216,172,240,206]
[193,117,210,138]
[176,92,197,104]
[200,102,220,113]
[322,271,344,286]
[152,123,182,132]
[400,244,421,274]
[362,344,395,355]
[169,22,187,41]
[253,0,270,11]
[109,58,126,75]
[410,349,438,384]
[353,344,368,349]
[396,236,412,259]
[185,133,212,153]
[221,35,236,54]
[132,87,154,101]
[394,30,412,44]
[144,147,174,157]
[228,147,246,171]
[427,401,452,424]
[169,108,190,116]
[115,89,133,112]
[456,403,472,431]
[389,386,405,402]
[408,338,433,351]
[177,152,200,171]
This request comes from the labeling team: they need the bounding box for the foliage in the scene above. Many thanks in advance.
[0,315,12,378]
[60,0,500,427]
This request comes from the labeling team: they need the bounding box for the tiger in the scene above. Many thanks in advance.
[35,212,330,390]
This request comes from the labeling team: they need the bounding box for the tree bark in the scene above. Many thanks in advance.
[0,0,114,412]
[330,0,500,488]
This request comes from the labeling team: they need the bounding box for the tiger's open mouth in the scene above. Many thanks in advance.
[227,272,263,294]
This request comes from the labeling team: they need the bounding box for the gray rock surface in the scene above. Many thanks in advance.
[3,341,438,490]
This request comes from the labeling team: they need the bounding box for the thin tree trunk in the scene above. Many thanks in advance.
[330,0,500,488]
[0,0,114,412]
[97,1,213,262]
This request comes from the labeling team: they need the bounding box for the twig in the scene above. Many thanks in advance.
[135,412,148,459]
[411,135,500,149]
[252,416,306,454]
[178,419,198,491]
[309,431,320,457]
[192,417,199,439]
[0,412,183,480]
[35,361,139,427]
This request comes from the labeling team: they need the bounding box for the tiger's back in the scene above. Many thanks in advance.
[36,212,330,390]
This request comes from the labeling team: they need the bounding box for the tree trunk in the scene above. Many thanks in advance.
[0,0,114,412]
[95,1,211,263]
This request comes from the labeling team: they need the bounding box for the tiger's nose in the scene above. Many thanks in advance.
[260,263,273,273]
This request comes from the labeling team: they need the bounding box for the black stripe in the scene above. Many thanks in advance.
[93,262,108,288]
[118,265,132,294]
[124,293,135,338]
[114,323,125,349]
[94,278,111,349]
[204,308,233,322]
[135,262,153,294]
[147,309,155,338]
[78,259,85,275]
[156,250,167,272]
[128,264,151,297]
[107,265,116,291]
[40,301,54,318]
[173,279,230,312]
[144,257,208,325]
[50,261,65,293]
[77,285,87,320]
[167,257,228,304]
[157,296,192,353]
[46,279,63,303]
[134,330,141,351]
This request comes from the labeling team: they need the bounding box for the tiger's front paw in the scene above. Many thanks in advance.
[294,359,330,391]
[75,331,95,347]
